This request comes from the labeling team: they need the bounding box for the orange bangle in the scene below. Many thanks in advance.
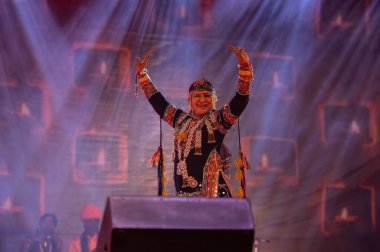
[136,68,148,77]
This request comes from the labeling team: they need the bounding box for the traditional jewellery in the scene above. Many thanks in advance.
[174,111,218,189]
[238,63,254,82]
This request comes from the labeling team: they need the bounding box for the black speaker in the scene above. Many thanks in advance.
[97,196,254,252]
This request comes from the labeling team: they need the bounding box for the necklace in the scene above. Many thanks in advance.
[175,111,217,188]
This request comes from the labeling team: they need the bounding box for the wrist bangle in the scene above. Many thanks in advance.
[238,63,254,82]
[239,69,252,75]
[139,74,150,84]
[238,63,252,70]
[136,68,148,78]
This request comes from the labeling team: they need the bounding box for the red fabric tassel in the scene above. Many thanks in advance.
[240,151,251,170]
[150,147,161,167]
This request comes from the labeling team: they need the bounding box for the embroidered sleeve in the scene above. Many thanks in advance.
[237,63,253,95]
[137,69,159,100]
[237,79,251,96]
[163,104,177,127]
[140,79,158,100]
[217,104,239,131]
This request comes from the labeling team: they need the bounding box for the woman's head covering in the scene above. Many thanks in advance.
[188,79,215,93]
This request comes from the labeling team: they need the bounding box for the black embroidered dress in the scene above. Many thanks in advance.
[138,68,252,197]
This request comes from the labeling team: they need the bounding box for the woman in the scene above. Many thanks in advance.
[136,45,253,197]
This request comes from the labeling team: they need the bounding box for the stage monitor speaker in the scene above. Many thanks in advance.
[97,196,254,252]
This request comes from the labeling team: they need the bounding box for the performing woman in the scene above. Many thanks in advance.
[136,45,254,197]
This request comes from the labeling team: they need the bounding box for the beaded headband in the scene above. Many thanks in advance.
[188,79,215,93]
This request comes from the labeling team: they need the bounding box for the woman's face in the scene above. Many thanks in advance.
[189,90,214,116]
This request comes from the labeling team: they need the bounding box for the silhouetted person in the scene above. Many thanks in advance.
[68,204,102,252]
[20,213,63,252]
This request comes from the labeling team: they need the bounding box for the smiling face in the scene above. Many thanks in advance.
[189,90,215,116]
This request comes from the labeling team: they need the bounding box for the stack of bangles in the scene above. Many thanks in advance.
[136,68,158,99]
[238,63,254,82]
[136,68,150,85]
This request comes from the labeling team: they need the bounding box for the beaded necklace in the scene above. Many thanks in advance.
[175,111,218,188]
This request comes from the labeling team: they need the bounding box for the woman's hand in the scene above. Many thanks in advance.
[229,45,250,65]
[136,49,153,74]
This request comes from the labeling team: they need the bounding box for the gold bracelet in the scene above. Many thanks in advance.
[136,68,148,78]
[138,74,150,83]
[239,69,253,75]
[238,63,254,82]
[238,63,253,70]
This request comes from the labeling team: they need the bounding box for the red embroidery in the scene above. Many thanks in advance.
[142,82,158,99]
[202,149,222,197]
[222,105,238,125]
[163,105,177,127]
[237,80,250,96]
